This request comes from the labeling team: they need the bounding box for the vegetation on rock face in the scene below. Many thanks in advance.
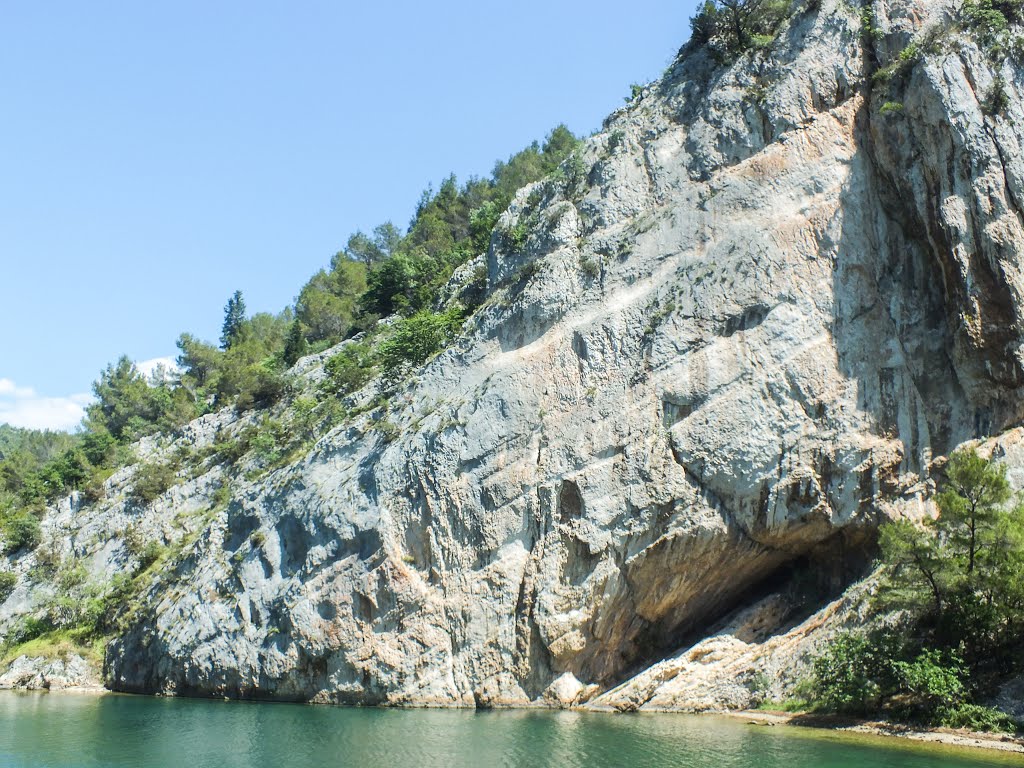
[129,460,180,505]
[963,0,1024,44]
[1,512,42,555]
[805,449,1024,732]
[689,0,792,59]
[0,570,15,602]
[160,124,578,422]
[0,425,122,556]
[0,528,180,667]
[377,308,466,379]
[0,123,582,679]
[322,342,376,398]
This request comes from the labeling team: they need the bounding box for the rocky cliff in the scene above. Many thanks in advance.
[4,0,1024,710]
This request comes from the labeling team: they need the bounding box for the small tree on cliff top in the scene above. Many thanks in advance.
[220,290,247,350]
[690,0,791,56]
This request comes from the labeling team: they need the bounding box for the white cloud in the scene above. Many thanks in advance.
[136,356,181,382]
[0,379,91,432]
[0,378,35,399]
[1,355,178,432]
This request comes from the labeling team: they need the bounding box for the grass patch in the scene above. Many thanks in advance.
[1,628,106,667]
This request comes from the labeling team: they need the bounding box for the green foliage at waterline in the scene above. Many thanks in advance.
[805,449,1024,733]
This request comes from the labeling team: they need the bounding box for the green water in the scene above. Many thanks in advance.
[0,692,1019,768]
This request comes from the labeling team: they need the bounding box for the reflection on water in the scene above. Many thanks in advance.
[0,691,1017,768]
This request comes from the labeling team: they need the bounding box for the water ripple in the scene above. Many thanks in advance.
[0,692,1016,768]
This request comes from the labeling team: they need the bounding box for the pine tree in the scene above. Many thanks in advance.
[879,448,1024,658]
[282,319,309,367]
[220,290,247,350]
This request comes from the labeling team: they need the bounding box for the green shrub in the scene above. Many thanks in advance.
[373,419,401,443]
[249,421,283,466]
[580,256,601,280]
[873,43,920,83]
[378,308,465,377]
[36,449,90,498]
[137,541,165,571]
[324,342,375,396]
[130,461,179,505]
[211,434,247,465]
[56,562,88,592]
[985,75,1009,115]
[8,615,53,645]
[250,530,266,549]
[689,0,792,60]
[231,364,288,413]
[1009,34,1024,61]
[812,631,978,725]
[503,222,530,252]
[92,573,137,635]
[745,670,772,702]
[211,482,232,510]
[812,630,902,715]
[80,471,109,504]
[0,571,16,602]
[892,649,967,720]
[937,703,1020,733]
[290,396,319,442]
[2,512,42,554]
[80,431,117,467]
[563,152,590,198]
[963,0,1011,42]
[29,540,62,579]
[469,201,502,252]
[47,594,104,634]
[860,4,882,41]
[879,101,905,116]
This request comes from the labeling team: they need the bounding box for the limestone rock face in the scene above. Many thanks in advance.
[0,654,101,691]
[105,0,1024,704]
[5,0,1024,708]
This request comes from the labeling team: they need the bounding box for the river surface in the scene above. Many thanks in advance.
[0,692,1019,768]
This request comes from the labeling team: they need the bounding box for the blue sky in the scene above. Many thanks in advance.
[1,0,699,430]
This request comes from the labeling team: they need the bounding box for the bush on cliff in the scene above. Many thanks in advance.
[0,571,16,602]
[378,308,465,379]
[1,512,42,554]
[689,0,791,58]
[129,460,180,505]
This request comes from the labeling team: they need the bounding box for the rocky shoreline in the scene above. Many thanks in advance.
[0,653,103,693]
[725,709,1024,756]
